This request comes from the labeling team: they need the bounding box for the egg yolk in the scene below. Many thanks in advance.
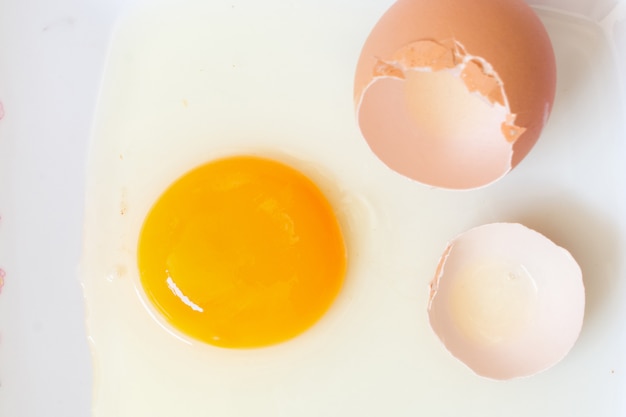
[137,156,346,348]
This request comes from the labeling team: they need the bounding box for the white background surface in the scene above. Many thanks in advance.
[0,0,625,416]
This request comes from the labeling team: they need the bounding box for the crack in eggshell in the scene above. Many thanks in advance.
[428,243,452,311]
[391,39,458,71]
[369,39,526,147]
[460,60,505,106]
[502,114,526,143]
[372,59,406,79]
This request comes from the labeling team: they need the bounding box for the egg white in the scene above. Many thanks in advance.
[82,2,428,415]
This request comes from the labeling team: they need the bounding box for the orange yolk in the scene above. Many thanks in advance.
[137,156,346,348]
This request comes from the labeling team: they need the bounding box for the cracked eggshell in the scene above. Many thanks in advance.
[354,0,556,190]
[427,223,585,380]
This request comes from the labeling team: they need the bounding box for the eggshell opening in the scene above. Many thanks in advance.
[428,223,585,380]
[357,49,518,189]
[354,0,556,190]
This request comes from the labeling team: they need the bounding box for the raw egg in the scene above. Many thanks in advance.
[79,0,610,415]
[79,3,380,414]
[354,0,557,189]
[137,155,346,348]
[428,223,585,380]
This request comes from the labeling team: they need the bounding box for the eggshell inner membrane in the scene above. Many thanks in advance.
[428,223,585,380]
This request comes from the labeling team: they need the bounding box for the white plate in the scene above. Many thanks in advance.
[1,0,625,416]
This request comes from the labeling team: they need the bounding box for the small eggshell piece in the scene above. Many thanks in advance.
[428,223,585,380]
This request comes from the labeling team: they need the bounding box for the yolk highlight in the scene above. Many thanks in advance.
[137,156,346,348]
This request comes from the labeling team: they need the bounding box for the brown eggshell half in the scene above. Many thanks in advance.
[428,223,585,380]
[354,0,556,189]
